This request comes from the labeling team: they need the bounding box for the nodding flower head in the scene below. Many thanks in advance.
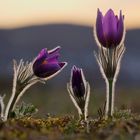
[71,66,86,98]
[95,9,124,48]
[33,46,67,80]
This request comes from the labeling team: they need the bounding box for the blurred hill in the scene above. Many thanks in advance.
[0,24,139,89]
[0,24,140,116]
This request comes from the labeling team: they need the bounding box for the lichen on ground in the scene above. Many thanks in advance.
[0,110,140,140]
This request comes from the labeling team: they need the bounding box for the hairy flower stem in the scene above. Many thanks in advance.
[3,60,42,121]
[105,79,115,119]
[95,44,125,119]
[7,92,19,118]
[4,64,18,121]
[5,81,38,120]
[0,95,5,120]
[79,109,85,121]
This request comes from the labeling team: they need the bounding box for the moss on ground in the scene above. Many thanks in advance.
[0,111,140,140]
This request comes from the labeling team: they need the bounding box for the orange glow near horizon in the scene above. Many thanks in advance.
[0,0,140,29]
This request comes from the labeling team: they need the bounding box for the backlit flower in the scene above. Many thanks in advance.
[95,9,124,48]
[71,66,86,98]
[67,66,90,120]
[33,46,67,79]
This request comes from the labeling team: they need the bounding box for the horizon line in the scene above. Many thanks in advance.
[0,22,139,30]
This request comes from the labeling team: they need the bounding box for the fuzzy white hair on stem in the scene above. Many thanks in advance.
[67,68,90,121]
[4,59,44,121]
[94,44,125,118]
[0,94,5,121]
[2,56,67,121]
[67,83,83,117]
[84,82,90,121]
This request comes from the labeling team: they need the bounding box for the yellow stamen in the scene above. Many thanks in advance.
[42,60,48,65]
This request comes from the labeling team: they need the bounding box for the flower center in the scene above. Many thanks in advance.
[42,60,48,65]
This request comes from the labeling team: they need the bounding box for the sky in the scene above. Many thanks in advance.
[0,0,140,29]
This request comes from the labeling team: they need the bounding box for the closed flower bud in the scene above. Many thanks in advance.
[67,66,90,121]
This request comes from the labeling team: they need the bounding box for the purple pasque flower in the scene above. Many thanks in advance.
[33,46,67,79]
[71,66,86,98]
[95,9,124,48]
[67,66,90,120]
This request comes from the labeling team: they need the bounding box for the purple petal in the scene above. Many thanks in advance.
[59,62,67,68]
[47,47,60,63]
[116,10,124,44]
[33,61,61,78]
[48,46,61,55]
[103,9,118,46]
[37,48,48,60]
[71,66,85,97]
[96,9,106,47]
[34,49,48,68]
[115,15,119,23]
[46,54,59,63]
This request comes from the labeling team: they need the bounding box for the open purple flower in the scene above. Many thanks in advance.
[33,46,67,80]
[94,9,126,118]
[95,9,124,48]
